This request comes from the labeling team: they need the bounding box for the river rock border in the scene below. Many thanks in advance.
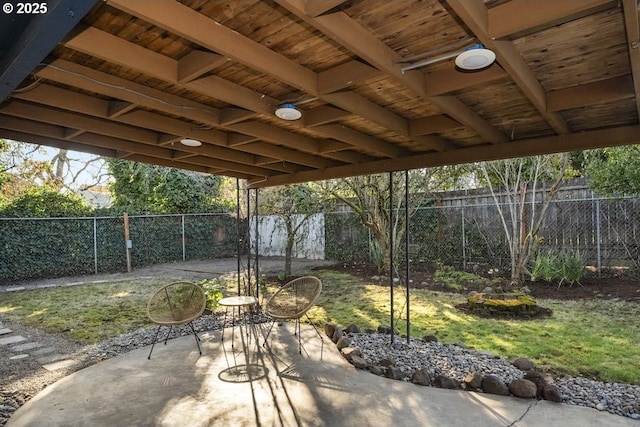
[325,322,563,402]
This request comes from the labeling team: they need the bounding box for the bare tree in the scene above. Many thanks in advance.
[258,183,326,278]
[477,154,570,285]
[325,168,466,275]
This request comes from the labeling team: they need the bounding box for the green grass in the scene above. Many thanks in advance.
[1,271,639,384]
[0,278,168,343]
[306,270,640,385]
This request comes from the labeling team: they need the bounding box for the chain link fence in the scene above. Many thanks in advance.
[3,186,640,283]
[322,191,640,278]
[0,213,239,283]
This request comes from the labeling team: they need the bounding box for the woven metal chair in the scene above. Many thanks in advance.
[146,281,206,359]
[263,276,323,354]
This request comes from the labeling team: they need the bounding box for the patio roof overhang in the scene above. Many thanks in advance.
[1,0,639,188]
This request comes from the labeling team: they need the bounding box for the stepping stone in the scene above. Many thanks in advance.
[11,342,42,352]
[0,335,26,345]
[42,359,78,372]
[0,328,12,335]
[31,347,55,356]
[37,353,70,365]
[9,354,29,360]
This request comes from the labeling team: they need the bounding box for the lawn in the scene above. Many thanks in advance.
[1,270,639,384]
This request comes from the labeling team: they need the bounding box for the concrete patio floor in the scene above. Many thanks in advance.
[6,323,634,427]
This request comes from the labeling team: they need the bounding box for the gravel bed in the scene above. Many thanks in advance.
[349,332,640,420]
[2,319,640,424]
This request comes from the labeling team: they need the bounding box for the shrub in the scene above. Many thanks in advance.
[434,263,497,290]
[558,251,586,287]
[529,251,558,282]
[529,250,585,287]
[198,278,225,311]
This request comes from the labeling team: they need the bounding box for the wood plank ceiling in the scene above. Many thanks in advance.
[1,0,639,188]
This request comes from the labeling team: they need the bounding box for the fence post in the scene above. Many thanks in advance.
[181,214,186,262]
[93,218,98,275]
[124,212,132,273]
[461,204,466,271]
[596,197,602,276]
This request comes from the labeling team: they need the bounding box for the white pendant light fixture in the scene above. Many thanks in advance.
[455,44,496,71]
[180,138,202,147]
[275,103,302,120]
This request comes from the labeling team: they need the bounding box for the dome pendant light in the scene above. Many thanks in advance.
[455,44,496,71]
[275,103,302,120]
[180,138,202,147]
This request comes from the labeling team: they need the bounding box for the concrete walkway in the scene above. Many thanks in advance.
[5,324,634,427]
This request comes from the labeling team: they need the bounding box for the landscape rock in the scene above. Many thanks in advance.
[482,287,494,294]
[385,366,403,380]
[331,325,344,343]
[464,372,484,389]
[324,322,337,339]
[422,334,438,343]
[341,346,362,360]
[411,368,431,386]
[523,370,547,399]
[511,357,535,371]
[433,374,459,390]
[377,325,392,334]
[482,375,509,396]
[344,324,360,334]
[369,366,384,376]
[378,358,394,367]
[350,355,368,369]
[542,385,563,403]
[336,335,351,350]
[509,379,537,398]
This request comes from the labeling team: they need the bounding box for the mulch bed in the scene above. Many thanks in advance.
[321,262,640,303]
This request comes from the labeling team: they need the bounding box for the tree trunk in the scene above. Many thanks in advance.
[284,219,294,278]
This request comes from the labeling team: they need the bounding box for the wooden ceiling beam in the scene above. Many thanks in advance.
[1,100,165,145]
[446,0,570,135]
[547,76,636,112]
[304,106,351,126]
[317,61,381,94]
[622,0,640,122]
[177,50,228,83]
[322,91,408,135]
[37,59,224,133]
[410,115,464,136]
[431,95,508,143]
[424,65,508,96]
[305,0,348,17]
[0,128,117,159]
[226,121,323,154]
[313,124,406,158]
[249,125,640,188]
[107,0,317,91]
[123,154,236,177]
[219,108,257,126]
[108,101,136,118]
[242,142,334,169]
[488,0,618,39]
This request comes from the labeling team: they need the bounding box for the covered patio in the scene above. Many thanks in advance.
[2,1,640,426]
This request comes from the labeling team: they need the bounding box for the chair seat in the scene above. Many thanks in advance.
[145,281,206,359]
[263,276,323,354]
